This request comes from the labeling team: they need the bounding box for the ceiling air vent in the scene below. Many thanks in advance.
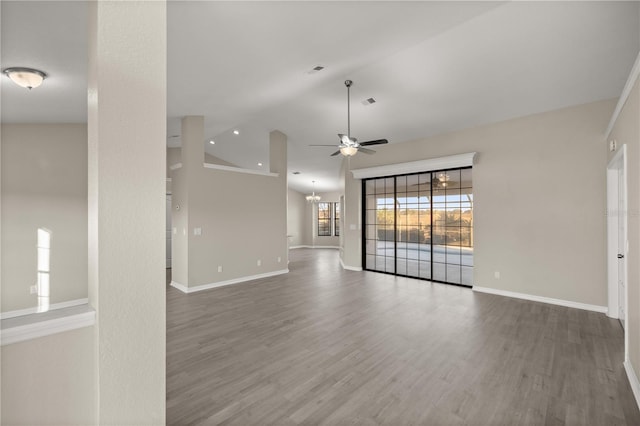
[292,171,301,175]
[361,97,376,106]
[307,65,325,75]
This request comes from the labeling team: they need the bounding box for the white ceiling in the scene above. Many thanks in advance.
[2,1,639,194]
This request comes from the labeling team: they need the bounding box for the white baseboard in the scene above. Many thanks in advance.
[171,269,289,294]
[290,245,339,250]
[625,361,640,411]
[1,298,89,320]
[169,281,190,293]
[472,286,607,314]
[340,257,362,272]
[625,361,640,410]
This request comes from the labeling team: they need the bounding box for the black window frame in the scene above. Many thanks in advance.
[361,167,473,287]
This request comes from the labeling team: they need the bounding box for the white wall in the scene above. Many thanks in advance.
[608,76,640,374]
[343,99,615,307]
[1,124,87,312]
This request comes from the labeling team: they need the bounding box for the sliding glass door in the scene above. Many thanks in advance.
[363,168,473,286]
[364,177,395,273]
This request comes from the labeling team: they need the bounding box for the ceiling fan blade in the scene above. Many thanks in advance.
[358,147,376,155]
[359,139,388,146]
[309,144,340,147]
[330,150,342,157]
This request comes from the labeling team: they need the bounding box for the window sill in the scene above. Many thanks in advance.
[1,304,95,346]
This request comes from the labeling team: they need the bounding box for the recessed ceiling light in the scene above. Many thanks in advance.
[233,130,239,135]
[257,162,263,166]
[209,140,215,145]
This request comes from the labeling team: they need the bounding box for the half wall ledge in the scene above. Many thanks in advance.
[1,304,95,346]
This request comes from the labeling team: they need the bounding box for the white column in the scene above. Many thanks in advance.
[88,1,166,423]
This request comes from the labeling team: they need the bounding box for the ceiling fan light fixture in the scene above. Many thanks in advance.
[340,146,358,156]
[3,67,47,89]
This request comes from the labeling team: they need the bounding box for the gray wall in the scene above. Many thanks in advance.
[343,99,615,307]
[1,327,95,424]
[171,121,288,289]
[608,77,640,376]
[287,188,307,247]
[1,124,88,312]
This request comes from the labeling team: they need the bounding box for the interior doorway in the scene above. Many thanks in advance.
[607,144,628,354]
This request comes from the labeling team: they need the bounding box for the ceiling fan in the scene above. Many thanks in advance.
[310,80,388,157]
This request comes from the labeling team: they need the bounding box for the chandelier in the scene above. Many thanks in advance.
[306,180,321,203]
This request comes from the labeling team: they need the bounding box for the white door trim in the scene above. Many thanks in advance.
[607,144,628,360]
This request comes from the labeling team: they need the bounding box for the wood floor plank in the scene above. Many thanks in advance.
[167,248,640,425]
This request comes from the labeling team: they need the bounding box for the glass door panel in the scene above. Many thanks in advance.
[363,168,472,286]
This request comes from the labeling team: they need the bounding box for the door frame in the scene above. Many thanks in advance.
[607,143,628,360]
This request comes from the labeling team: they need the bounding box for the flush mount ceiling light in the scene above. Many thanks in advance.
[306,180,321,203]
[3,67,47,90]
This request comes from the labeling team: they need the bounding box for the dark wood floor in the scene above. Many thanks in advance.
[167,249,640,425]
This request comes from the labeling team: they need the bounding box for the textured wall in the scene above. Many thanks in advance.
[88,1,166,423]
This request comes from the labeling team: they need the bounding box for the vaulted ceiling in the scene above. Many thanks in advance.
[2,1,638,193]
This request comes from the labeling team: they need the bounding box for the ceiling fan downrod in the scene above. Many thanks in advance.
[345,79,352,141]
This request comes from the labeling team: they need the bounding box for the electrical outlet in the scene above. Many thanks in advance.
[217,266,223,273]
[257,259,261,266]
[30,285,38,295]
